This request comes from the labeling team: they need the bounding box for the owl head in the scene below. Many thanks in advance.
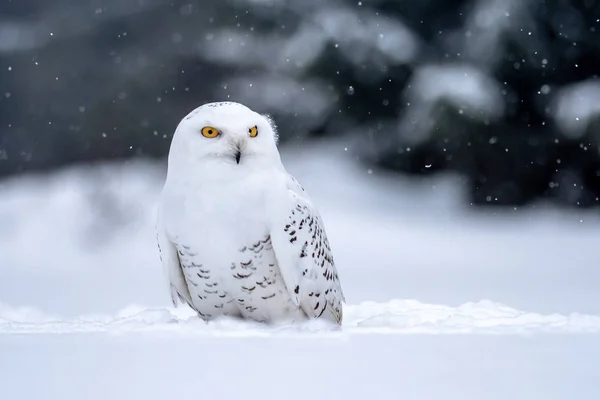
[167,102,282,176]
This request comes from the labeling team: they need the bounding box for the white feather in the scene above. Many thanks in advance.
[268,174,345,324]
[155,208,193,309]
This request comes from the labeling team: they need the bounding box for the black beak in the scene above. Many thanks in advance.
[234,149,241,164]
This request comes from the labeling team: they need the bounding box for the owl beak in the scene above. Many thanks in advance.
[229,139,244,164]
[233,141,242,164]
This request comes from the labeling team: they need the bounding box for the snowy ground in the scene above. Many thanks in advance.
[1,141,599,399]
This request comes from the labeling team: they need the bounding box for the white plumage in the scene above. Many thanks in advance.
[156,101,344,325]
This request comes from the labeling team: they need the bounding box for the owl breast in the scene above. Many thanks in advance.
[164,176,306,323]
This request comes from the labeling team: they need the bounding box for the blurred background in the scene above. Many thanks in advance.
[1,0,600,207]
[1,0,599,318]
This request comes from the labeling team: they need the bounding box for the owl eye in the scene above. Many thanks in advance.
[248,126,258,138]
[201,126,220,138]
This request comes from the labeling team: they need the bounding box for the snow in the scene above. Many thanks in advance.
[315,7,419,66]
[460,0,535,66]
[0,21,38,52]
[3,334,599,400]
[3,299,600,335]
[552,79,600,140]
[408,64,504,116]
[1,141,599,398]
[399,63,504,144]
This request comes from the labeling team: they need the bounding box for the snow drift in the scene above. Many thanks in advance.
[2,299,600,335]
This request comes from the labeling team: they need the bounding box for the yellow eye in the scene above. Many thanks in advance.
[201,126,219,138]
[249,126,258,138]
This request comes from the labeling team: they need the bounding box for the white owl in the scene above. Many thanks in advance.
[156,101,345,325]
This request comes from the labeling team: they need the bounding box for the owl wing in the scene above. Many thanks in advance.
[155,207,194,309]
[269,174,345,325]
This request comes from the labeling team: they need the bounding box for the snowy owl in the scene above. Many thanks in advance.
[156,101,345,325]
